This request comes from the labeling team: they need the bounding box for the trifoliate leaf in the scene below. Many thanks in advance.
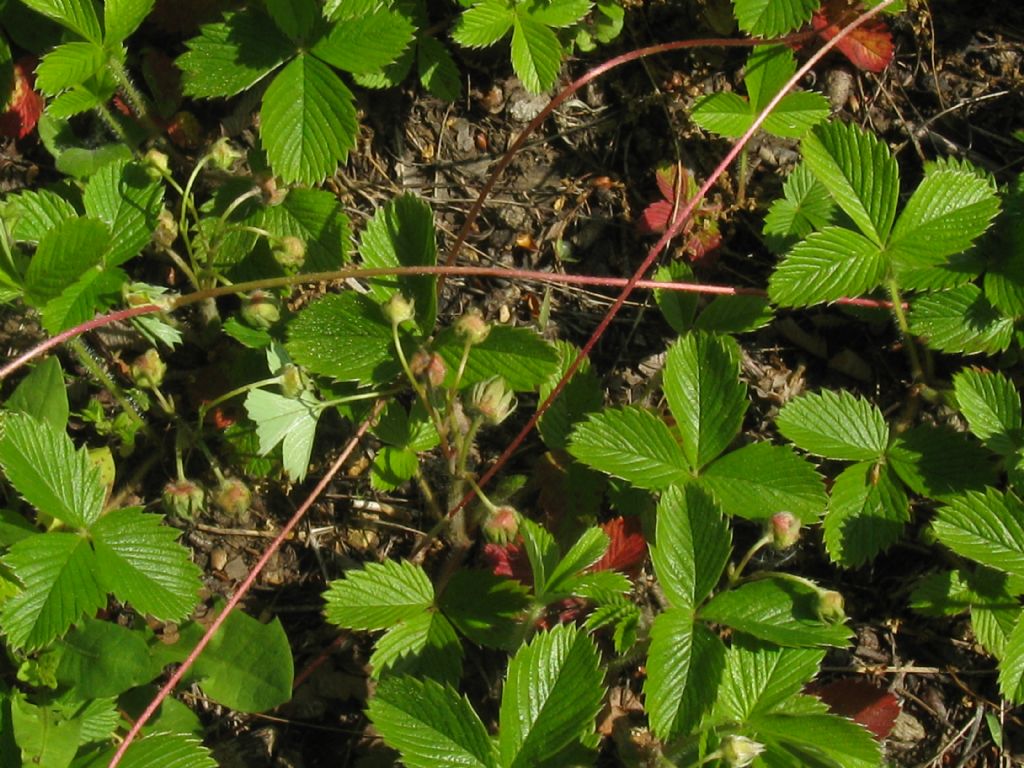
[91,507,201,621]
[802,121,899,245]
[568,407,690,490]
[359,193,437,334]
[244,388,320,482]
[664,332,747,471]
[953,368,1023,455]
[21,0,103,42]
[434,324,559,391]
[933,489,1024,580]
[690,92,752,137]
[324,559,434,630]
[542,526,608,600]
[453,0,515,47]
[887,423,996,500]
[510,13,561,93]
[178,10,295,98]
[498,624,604,768]
[103,0,155,43]
[763,163,836,247]
[369,676,499,768]
[418,36,461,101]
[370,611,462,686]
[763,90,830,138]
[260,54,358,184]
[0,412,104,529]
[776,389,888,461]
[700,442,826,522]
[286,292,399,384]
[311,7,414,74]
[909,284,1014,355]
[24,216,109,307]
[192,607,294,712]
[5,358,69,433]
[700,575,853,647]
[0,532,106,651]
[645,613,725,740]
[731,0,819,37]
[824,461,907,567]
[768,226,886,307]
[264,0,318,42]
[527,0,592,27]
[694,295,774,333]
[651,484,730,610]
[82,159,163,266]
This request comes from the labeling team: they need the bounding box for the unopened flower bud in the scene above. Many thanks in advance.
[411,350,447,388]
[209,137,242,171]
[162,479,205,520]
[720,735,765,767]
[279,364,306,398]
[273,235,306,270]
[240,290,280,329]
[381,293,415,327]
[768,511,801,549]
[130,349,166,389]
[482,505,520,544]
[153,207,178,248]
[144,148,170,178]
[213,477,251,521]
[467,376,516,426]
[817,590,846,623]
[454,308,490,346]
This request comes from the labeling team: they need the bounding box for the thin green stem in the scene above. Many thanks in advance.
[95,102,131,145]
[179,155,213,268]
[728,533,772,587]
[197,375,282,429]
[391,321,452,457]
[886,278,925,383]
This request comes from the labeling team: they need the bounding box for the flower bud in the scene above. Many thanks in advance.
[153,207,178,248]
[454,308,491,346]
[768,511,801,549]
[720,735,765,767]
[467,376,516,426]
[273,235,306,270]
[482,505,520,545]
[817,590,846,623]
[130,349,166,389]
[381,293,415,327]
[212,477,251,521]
[208,137,242,170]
[411,350,447,388]
[240,290,280,329]
[279,364,307,398]
[162,479,205,520]
[143,148,170,178]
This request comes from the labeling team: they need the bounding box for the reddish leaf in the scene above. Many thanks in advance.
[590,516,647,576]
[482,542,532,584]
[0,57,44,139]
[637,200,673,235]
[809,678,901,739]
[813,11,894,73]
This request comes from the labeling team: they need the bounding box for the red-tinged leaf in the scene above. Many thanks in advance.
[813,12,893,73]
[0,57,44,139]
[655,164,678,203]
[685,222,723,262]
[590,516,647,576]
[638,200,673,234]
[482,542,532,584]
[808,678,901,739]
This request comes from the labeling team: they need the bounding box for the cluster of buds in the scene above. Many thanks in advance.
[129,349,166,390]
[162,479,205,520]
[466,376,516,426]
[240,290,281,329]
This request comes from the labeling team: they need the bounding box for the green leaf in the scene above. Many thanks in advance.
[370,611,462,686]
[694,295,774,333]
[35,41,104,95]
[323,559,434,630]
[41,265,124,334]
[368,676,498,768]
[192,607,294,712]
[763,163,836,246]
[262,188,351,272]
[802,121,899,245]
[731,0,819,36]
[499,624,604,768]
[103,0,154,42]
[98,733,216,768]
[178,10,295,98]
[953,368,1023,455]
[91,507,201,620]
[359,193,437,334]
[768,226,887,307]
[437,569,530,650]
[0,412,104,529]
[690,92,752,138]
[909,284,1014,355]
[20,0,102,41]
[311,8,414,74]
[4,189,77,244]
[5,358,68,432]
[745,45,794,113]
[453,0,514,47]
[889,164,1000,290]
[763,91,830,139]
[261,54,358,185]
[56,618,155,699]
[435,325,559,391]
[244,389,320,482]
[418,36,461,101]
[999,615,1024,703]
[664,332,747,471]
[264,0,318,42]
[371,446,418,490]
[654,261,698,334]
[10,694,81,768]
[887,423,996,500]
[982,176,1024,317]
[932,489,1024,580]
[824,461,908,567]
[710,637,825,724]
[700,442,826,523]
[750,711,882,767]
[519,517,559,596]
[510,13,561,93]
[542,526,608,599]
[526,0,592,27]
[651,484,730,610]
[82,159,163,266]
[286,292,399,384]
[644,613,725,740]
[0,533,106,651]
[568,406,690,489]
[538,342,604,451]
[909,568,975,617]
[776,389,888,461]
[700,575,853,647]
[24,216,109,307]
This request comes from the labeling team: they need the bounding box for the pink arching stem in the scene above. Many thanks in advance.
[452,0,898,517]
